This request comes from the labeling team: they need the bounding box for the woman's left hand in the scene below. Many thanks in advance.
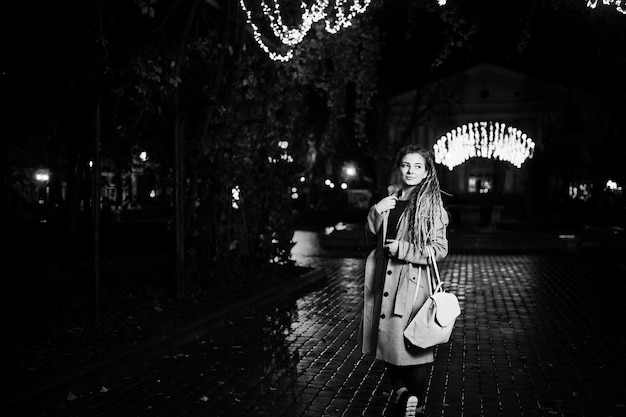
[384,239,399,258]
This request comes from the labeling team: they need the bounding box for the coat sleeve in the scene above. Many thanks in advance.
[395,208,449,265]
[365,205,384,245]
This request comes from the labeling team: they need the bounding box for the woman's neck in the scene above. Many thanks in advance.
[398,185,416,200]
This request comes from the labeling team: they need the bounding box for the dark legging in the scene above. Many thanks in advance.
[385,362,431,401]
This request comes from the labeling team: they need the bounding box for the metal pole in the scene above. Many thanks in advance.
[175,117,185,298]
[93,103,102,326]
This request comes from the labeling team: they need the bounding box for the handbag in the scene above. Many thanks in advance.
[403,247,461,349]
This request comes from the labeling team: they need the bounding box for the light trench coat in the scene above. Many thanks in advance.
[358,192,449,366]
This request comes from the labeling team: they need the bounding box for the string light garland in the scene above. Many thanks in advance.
[239,0,621,61]
[433,121,535,170]
[438,1,625,13]
[238,0,373,61]
[586,0,626,14]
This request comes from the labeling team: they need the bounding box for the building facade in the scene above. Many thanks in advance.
[383,63,594,228]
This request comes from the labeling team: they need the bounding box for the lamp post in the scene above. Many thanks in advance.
[33,168,50,206]
[93,103,102,326]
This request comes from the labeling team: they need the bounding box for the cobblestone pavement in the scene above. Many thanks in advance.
[37,245,626,416]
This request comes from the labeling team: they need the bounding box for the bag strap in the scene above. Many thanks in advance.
[410,246,442,307]
[426,247,444,294]
[411,267,422,306]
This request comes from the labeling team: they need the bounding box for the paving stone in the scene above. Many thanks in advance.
[23,253,626,416]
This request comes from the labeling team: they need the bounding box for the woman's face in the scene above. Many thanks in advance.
[399,152,428,187]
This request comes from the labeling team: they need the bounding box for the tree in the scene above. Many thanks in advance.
[108,0,384,288]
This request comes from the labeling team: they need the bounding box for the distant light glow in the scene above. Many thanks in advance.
[606,179,622,191]
[569,182,592,201]
[139,151,148,162]
[343,163,357,178]
[340,182,348,189]
[299,176,306,182]
[34,169,50,183]
[278,140,289,149]
[334,222,347,231]
[606,179,618,190]
[280,152,294,163]
[586,0,626,14]
[238,0,373,62]
[434,121,535,170]
[232,185,241,209]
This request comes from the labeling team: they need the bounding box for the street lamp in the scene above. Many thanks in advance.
[342,163,358,184]
[34,169,50,183]
[34,168,50,205]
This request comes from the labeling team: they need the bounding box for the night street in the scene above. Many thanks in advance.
[3,1,626,417]
[18,232,625,417]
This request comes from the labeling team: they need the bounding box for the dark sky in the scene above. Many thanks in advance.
[2,1,621,90]
[375,0,619,96]
[2,0,624,117]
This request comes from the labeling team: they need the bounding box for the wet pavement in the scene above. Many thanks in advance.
[28,231,626,416]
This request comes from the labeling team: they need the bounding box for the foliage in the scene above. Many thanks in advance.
[0,0,383,289]
[115,0,383,283]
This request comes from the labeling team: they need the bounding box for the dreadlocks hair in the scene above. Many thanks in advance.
[394,145,445,252]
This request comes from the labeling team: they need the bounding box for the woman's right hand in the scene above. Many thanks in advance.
[374,196,398,214]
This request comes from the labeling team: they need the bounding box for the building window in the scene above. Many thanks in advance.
[469,173,492,194]
[568,182,592,201]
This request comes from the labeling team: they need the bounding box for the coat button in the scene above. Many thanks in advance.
[380,314,386,319]
[386,270,392,275]
[383,292,389,297]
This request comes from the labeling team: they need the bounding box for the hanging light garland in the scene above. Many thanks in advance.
[586,0,626,14]
[239,0,622,62]
[433,121,535,170]
[439,1,625,13]
[238,0,373,61]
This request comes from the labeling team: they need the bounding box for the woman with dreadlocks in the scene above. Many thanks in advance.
[359,145,449,417]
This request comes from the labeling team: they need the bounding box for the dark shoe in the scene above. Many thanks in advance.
[392,391,409,417]
[404,395,418,417]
